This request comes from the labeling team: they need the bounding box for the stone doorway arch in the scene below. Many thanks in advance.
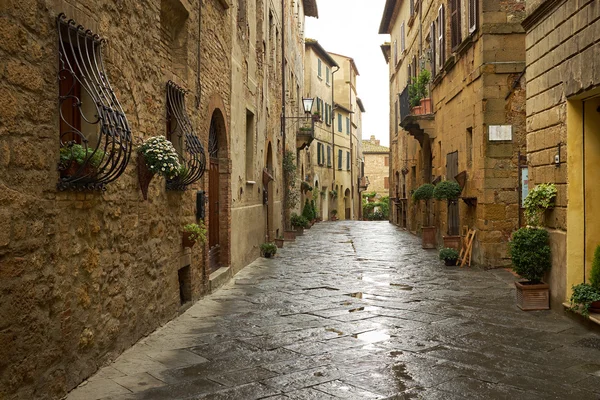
[344,188,351,220]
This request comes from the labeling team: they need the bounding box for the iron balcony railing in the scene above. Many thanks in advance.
[399,85,411,124]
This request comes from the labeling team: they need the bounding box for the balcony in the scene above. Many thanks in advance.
[358,176,370,191]
[296,121,315,150]
[399,85,435,147]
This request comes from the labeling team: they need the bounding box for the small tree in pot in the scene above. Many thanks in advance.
[290,213,309,235]
[509,183,556,311]
[260,242,277,258]
[433,180,462,250]
[439,248,459,266]
[412,183,435,249]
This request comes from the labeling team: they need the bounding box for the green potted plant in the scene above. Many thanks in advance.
[274,235,285,248]
[301,181,313,193]
[59,144,105,177]
[182,222,207,248]
[137,136,181,200]
[329,189,338,199]
[509,182,557,310]
[310,199,318,223]
[260,242,277,258]
[330,209,338,221]
[409,69,431,114]
[290,213,309,235]
[312,111,321,122]
[439,247,459,266]
[569,245,600,316]
[433,180,462,250]
[509,227,552,310]
[302,199,315,226]
[412,183,436,249]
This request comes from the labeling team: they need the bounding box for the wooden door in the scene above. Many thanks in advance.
[208,159,220,272]
[446,151,459,236]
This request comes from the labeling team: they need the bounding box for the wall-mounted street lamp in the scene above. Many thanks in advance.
[302,97,314,115]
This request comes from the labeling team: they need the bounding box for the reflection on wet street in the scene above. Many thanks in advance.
[68,222,600,399]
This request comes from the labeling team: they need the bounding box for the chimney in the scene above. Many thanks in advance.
[370,135,376,144]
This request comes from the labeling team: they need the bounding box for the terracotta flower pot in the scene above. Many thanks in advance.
[182,232,196,248]
[284,231,296,241]
[443,235,461,251]
[421,226,436,249]
[274,238,284,248]
[589,301,600,314]
[294,226,305,236]
[515,281,549,311]
[420,98,432,114]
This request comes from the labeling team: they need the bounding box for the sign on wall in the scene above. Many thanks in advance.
[489,125,513,141]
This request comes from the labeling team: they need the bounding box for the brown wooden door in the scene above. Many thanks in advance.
[446,151,459,236]
[208,159,220,272]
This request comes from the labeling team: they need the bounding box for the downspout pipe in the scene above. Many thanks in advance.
[349,61,354,219]
[281,0,287,229]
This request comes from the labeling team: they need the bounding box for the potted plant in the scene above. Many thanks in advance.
[274,236,285,248]
[137,136,181,200]
[59,144,105,177]
[330,209,338,221]
[182,222,207,249]
[260,242,277,258]
[302,199,315,226]
[311,199,318,223]
[509,227,552,310]
[433,180,462,250]
[329,189,338,199]
[439,248,459,266]
[412,183,436,249]
[301,181,313,194]
[312,111,321,122]
[290,213,308,235]
[409,69,431,115]
[569,245,600,316]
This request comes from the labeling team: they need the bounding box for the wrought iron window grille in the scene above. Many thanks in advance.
[166,80,206,190]
[57,13,132,191]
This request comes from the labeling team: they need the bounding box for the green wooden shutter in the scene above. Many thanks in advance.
[338,149,342,170]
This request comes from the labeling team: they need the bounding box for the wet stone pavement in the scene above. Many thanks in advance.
[68,221,600,399]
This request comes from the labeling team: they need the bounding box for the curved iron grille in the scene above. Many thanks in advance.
[208,116,218,158]
[56,14,132,191]
[165,81,206,190]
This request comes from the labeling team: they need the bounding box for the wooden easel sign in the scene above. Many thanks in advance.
[457,229,476,267]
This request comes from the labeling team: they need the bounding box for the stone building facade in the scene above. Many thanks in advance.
[380,0,527,267]
[523,0,600,307]
[0,0,315,398]
[362,135,390,197]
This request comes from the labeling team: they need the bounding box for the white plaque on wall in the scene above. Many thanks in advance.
[488,125,513,141]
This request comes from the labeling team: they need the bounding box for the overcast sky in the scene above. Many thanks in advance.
[305,0,390,146]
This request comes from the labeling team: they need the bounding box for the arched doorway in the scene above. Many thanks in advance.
[208,109,228,273]
[344,188,351,220]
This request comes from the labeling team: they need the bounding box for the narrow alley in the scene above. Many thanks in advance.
[68,222,600,400]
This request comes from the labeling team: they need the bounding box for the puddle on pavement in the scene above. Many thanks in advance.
[348,307,365,313]
[325,328,344,336]
[346,292,363,299]
[390,283,413,290]
[352,330,390,343]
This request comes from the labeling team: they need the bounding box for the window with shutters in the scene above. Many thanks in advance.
[338,149,343,170]
[394,99,398,134]
[327,146,332,167]
[316,97,321,115]
[385,156,389,167]
[437,5,446,72]
[394,40,398,65]
[326,66,330,85]
[317,143,324,165]
[409,0,414,17]
[338,113,342,132]
[450,0,461,50]
[384,177,389,189]
[325,103,329,125]
[407,64,412,84]
[468,0,478,34]
[346,151,350,170]
[317,58,322,78]
[346,117,350,134]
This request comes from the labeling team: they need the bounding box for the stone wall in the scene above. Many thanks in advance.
[0,0,232,398]
[364,153,389,197]
[524,0,600,306]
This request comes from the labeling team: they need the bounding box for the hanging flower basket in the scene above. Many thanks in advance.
[138,152,155,201]
[137,136,182,200]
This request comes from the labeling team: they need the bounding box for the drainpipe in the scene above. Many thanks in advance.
[332,65,340,184]
[196,0,202,109]
[349,60,354,219]
[281,0,287,229]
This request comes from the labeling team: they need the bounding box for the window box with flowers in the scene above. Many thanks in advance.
[137,136,182,200]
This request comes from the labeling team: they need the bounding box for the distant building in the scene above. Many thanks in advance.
[362,135,390,197]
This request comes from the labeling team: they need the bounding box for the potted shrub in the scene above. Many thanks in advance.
[310,199,318,223]
[439,248,459,266]
[59,144,105,177]
[302,199,315,227]
[433,180,462,250]
[182,222,207,249]
[290,213,308,235]
[569,245,600,316]
[330,209,338,221]
[274,236,285,248]
[509,227,552,310]
[412,183,436,249]
[137,136,181,200]
[409,69,431,115]
[260,242,277,258]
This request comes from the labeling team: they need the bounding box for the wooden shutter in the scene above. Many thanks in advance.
[394,40,398,65]
[338,149,342,170]
[407,64,412,83]
[430,22,436,76]
[401,22,405,53]
[394,99,398,134]
[338,113,342,132]
[450,0,461,49]
[437,5,445,71]
[469,0,478,33]
[327,146,331,167]
[410,0,414,17]
[318,59,322,77]
[346,151,350,170]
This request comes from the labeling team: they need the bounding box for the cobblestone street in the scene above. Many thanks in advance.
[68,222,600,400]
